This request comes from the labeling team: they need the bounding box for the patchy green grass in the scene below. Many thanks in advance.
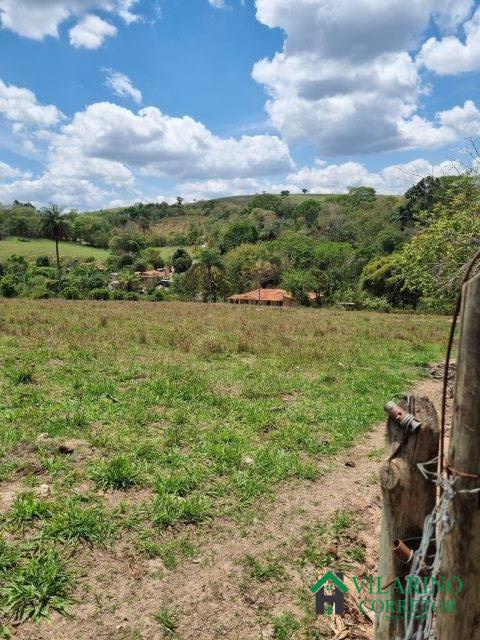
[42,499,112,544]
[136,534,195,568]
[0,299,448,633]
[7,492,53,529]
[0,237,110,261]
[91,456,142,491]
[243,554,285,583]
[154,607,181,638]
[272,612,301,640]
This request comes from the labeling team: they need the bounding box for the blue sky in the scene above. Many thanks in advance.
[0,0,479,209]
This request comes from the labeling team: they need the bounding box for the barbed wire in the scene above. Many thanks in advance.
[402,459,480,640]
[400,249,480,639]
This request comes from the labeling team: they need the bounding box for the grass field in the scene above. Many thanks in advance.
[153,245,194,259]
[0,301,448,638]
[0,237,110,261]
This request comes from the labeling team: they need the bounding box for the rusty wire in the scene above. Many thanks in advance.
[439,247,480,477]
[399,251,480,640]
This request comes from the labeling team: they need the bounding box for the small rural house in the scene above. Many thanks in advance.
[227,288,297,307]
[135,268,173,287]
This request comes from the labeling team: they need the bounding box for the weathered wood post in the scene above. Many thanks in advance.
[437,272,480,639]
[375,395,439,640]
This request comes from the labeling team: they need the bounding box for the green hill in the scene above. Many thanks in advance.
[192,192,400,206]
[0,237,110,261]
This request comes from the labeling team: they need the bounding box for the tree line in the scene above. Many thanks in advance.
[0,178,478,312]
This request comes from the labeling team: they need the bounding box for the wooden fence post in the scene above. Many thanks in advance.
[437,273,480,639]
[375,395,439,640]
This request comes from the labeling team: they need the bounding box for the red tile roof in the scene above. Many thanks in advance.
[228,288,294,302]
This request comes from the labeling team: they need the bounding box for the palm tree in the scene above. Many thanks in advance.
[40,204,70,281]
[118,269,140,292]
[198,248,224,302]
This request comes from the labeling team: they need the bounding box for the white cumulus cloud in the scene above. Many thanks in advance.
[438,100,480,136]
[0,0,138,42]
[418,7,480,75]
[178,178,262,202]
[104,69,142,104]
[0,78,63,127]
[0,160,31,180]
[0,95,294,208]
[48,102,293,182]
[282,158,462,195]
[69,14,117,49]
[252,0,476,154]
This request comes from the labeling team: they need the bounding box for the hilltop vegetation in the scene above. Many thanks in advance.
[1,177,479,311]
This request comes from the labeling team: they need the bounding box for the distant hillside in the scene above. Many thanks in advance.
[144,191,403,243]
[204,192,398,206]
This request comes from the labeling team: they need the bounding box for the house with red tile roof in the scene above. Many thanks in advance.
[227,288,297,307]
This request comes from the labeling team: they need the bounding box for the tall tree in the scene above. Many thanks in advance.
[198,248,224,302]
[40,204,70,281]
[171,248,193,273]
[251,259,275,296]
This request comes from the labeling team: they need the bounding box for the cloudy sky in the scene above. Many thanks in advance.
[0,0,479,209]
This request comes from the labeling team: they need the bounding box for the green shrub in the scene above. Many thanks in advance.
[140,247,165,269]
[110,289,126,300]
[115,252,136,269]
[122,292,140,301]
[333,287,392,312]
[61,286,81,300]
[29,286,52,299]
[0,276,18,298]
[171,248,192,274]
[132,258,149,272]
[149,288,168,301]
[87,288,110,300]
[35,256,50,267]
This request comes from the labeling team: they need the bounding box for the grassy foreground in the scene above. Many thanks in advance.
[0,300,448,634]
[0,237,110,261]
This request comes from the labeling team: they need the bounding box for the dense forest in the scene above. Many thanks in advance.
[0,176,478,313]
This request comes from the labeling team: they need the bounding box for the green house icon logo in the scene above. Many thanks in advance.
[310,571,348,616]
